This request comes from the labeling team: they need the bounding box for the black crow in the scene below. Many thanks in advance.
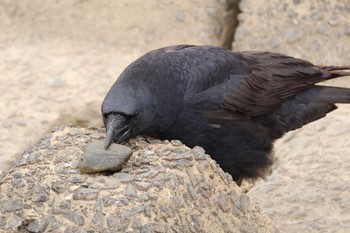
[102,45,350,184]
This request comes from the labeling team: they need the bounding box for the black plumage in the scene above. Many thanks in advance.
[102,45,350,184]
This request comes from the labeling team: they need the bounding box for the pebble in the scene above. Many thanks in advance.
[32,184,49,202]
[66,211,85,226]
[46,215,62,229]
[8,215,24,230]
[113,172,135,183]
[73,187,99,200]
[170,140,183,146]
[26,220,47,233]
[78,141,133,173]
[192,146,208,160]
[0,217,6,228]
[0,199,23,212]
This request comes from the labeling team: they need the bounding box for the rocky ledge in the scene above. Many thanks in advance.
[0,126,278,233]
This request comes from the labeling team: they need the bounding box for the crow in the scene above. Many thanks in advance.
[102,45,350,184]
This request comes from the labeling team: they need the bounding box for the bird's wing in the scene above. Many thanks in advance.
[219,52,327,116]
[184,50,339,123]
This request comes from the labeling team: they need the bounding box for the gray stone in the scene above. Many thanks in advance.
[66,210,85,226]
[125,184,138,198]
[91,212,104,227]
[142,223,170,233]
[8,215,24,230]
[171,196,185,209]
[106,215,117,228]
[134,181,152,191]
[64,225,87,233]
[192,146,208,160]
[164,151,192,160]
[11,178,25,188]
[52,199,71,214]
[132,217,142,230]
[0,217,6,228]
[96,176,120,189]
[113,172,135,182]
[0,199,23,212]
[186,168,199,187]
[138,193,150,202]
[102,197,117,207]
[199,181,213,198]
[73,187,99,200]
[170,140,183,146]
[216,194,230,213]
[140,170,162,179]
[27,151,42,163]
[46,215,62,229]
[26,219,47,233]
[154,146,172,156]
[79,141,133,173]
[119,206,145,220]
[93,199,102,212]
[50,181,67,194]
[186,183,197,199]
[197,160,210,172]
[32,184,49,202]
[54,163,65,174]
[235,194,251,214]
[68,175,87,184]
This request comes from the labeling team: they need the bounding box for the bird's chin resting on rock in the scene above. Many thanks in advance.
[101,44,350,185]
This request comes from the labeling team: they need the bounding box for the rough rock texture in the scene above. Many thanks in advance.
[0,0,235,171]
[0,126,278,233]
[234,0,350,64]
[234,1,350,232]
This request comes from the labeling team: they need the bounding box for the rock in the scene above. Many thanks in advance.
[78,141,133,173]
[73,187,99,200]
[26,220,47,233]
[0,199,23,212]
[0,126,278,232]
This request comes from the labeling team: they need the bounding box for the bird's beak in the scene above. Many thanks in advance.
[104,126,116,150]
[104,114,131,150]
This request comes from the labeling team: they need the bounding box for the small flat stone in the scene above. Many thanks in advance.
[79,141,133,173]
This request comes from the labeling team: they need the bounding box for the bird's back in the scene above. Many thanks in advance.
[102,45,350,183]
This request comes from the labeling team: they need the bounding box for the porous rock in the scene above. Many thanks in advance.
[0,126,278,232]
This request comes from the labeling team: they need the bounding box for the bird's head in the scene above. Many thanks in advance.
[102,50,186,150]
[101,74,157,150]
[102,111,137,150]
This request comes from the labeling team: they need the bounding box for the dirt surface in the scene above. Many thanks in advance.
[234,0,350,232]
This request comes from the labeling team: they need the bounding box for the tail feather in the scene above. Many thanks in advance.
[279,85,350,133]
[321,66,350,78]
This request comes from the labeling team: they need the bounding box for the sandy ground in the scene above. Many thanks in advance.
[1,0,350,232]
